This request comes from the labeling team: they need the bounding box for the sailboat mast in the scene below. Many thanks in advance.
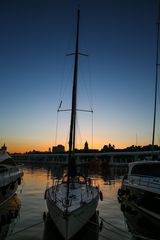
[67,9,80,201]
[68,8,79,161]
[152,2,160,157]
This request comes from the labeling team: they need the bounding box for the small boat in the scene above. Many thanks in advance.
[0,144,23,206]
[45,9,101,240]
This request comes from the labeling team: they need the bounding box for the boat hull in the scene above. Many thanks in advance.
[0,180,20,207]
[118,182,160,215]
[0,194,21,239]
[46,192,99,240]
[120,195,160,239]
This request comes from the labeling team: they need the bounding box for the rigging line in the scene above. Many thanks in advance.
[157,77,160,110]
[87,56,94,108]
[76,114,83,149]
[79,58,93,112]
[91,109,93,149]
[58,14,76,107]
[65,127,70,150]
[54,110,59,147]
[58,109,93,112]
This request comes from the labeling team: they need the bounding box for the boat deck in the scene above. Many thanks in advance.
[47,182,99,212]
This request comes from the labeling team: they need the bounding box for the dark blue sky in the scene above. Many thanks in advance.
[0,0,159,152]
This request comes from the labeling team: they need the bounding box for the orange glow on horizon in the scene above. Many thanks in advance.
[2,131,154,154]
[5,137,153,154]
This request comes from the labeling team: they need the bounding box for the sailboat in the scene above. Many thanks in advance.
[45,9,100,240]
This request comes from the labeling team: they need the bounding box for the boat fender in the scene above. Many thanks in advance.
[99,191,103,201]
[18,178,21,185]
[44,190,47,199]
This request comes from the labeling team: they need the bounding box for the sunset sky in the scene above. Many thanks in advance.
[0,0,160,153]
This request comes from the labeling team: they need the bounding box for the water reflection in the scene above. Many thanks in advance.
[43,212,99,240]
[0,194,21,240]
[120,200,160,240]
[4,165,157,240]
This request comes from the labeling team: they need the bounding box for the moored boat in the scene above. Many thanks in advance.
[0,144,23,206]
[46,175,99,239]
[45,9,101,240]
[118,160,160,216]
[118,1,160,224]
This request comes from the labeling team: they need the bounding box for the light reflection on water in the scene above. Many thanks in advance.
[1,165,153,240]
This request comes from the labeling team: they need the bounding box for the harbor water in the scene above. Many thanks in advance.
[0,165,155,240]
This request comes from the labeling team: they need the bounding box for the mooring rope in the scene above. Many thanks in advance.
[132,233,158,240]
[72,213,113,240]
[7,211,156,240]
[7,221,44,237]
[72,212,129,240]
[99,215,128,234]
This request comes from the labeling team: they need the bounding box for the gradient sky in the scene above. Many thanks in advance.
[0,0,160,153]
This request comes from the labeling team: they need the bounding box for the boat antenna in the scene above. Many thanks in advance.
[152,1,160,158]
[66,9,80,202]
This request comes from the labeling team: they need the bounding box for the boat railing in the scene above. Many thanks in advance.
[129,175,160,191]
[0,165,23,187]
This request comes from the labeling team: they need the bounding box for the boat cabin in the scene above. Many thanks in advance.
[62,174,86,184]
[128,161,160,177]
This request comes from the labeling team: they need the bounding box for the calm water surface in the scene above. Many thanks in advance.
[1,165,144,240]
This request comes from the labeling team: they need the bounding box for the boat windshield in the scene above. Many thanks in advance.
[131,163,160,177]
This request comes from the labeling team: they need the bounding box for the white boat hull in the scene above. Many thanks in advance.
[0,180,19,207]
[46,192,99,240]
